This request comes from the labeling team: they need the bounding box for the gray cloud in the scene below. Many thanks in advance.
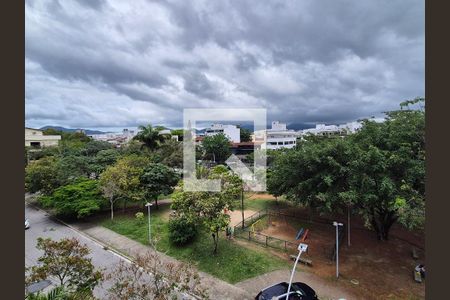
[25,0,424,130]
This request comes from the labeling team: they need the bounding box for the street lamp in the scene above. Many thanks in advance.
[287,243,308,298]
[333,221,343,278]
[145,202,153,246]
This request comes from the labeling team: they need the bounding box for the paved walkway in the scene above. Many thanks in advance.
[71,222,253,300]
[236,269,356,300]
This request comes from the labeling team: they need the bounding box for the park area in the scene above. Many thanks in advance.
[95,193,425,300]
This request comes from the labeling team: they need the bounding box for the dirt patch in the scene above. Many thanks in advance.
[247,193,277,200]
[228,209,257,227]
[261,219,298,242]
[237,211,425,299]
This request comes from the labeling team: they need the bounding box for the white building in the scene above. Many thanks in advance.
[204,124,240,143]
[338,121,363,134]
[301,121,363,137]
[25,128,61,147]
[302,124,344,136]
[254,121,300,150]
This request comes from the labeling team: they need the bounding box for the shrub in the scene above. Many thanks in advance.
[135,212,145,224]
[168,217,197,246]
[38,178,107,219]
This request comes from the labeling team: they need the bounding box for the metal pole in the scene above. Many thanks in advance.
[146,203,152,246]
[241,184,245,229]
[287,244,308,298]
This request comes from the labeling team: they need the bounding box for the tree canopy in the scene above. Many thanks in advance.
[267,99,425,240]
[201,133,232,164]
[133,124,167,150]
[140,163,180,208]
[171,165,242,253]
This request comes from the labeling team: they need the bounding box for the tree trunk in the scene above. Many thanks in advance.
[154,196,159,209]
[347,206,351,247]
[212,232,218,254]
[370,209,398,241]
[110,199,114,220]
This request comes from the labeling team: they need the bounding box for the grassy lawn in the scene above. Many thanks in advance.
[244,197,291,211]
[101,206,288,283]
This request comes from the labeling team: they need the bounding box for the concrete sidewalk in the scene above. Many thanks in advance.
[71,222,253,300]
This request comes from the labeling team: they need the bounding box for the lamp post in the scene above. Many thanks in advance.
[287,243,308,298]
[145,202,153,246]
[333,221,343,278]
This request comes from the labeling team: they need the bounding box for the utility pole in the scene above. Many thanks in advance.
[241,184,245,229]
[145,202,153,246]
[333,221,343,278]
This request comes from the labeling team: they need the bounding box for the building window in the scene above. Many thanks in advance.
[278,142,283,145]
[30,142,41,148]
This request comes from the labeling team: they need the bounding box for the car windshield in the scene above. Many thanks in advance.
[259,283,304,300]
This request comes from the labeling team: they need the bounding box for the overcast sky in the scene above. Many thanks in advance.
[25,0,424,131]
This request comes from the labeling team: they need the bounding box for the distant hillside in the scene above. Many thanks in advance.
[39,126,108,135]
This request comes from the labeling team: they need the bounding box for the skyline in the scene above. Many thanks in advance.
[25,0,424,131]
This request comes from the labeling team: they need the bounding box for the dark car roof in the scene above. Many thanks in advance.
[256,281,316,300]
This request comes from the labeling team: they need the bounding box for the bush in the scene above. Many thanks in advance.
[38,178,107,219]
[135,212,145,224]
[168,217,197,246]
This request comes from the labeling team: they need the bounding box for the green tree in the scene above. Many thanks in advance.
[133,124,166,150]
[239,127,252,142]
[267,137,353,221]
[25,157,61,195]
[140,163,180,208]
[57,155,93,180]
[26,238,103,295]
[170,129,184,141]
[268,99,425,240]
[81,140,113,156]
[201,133,231,164]
[347,100,425,240]
[171,166,241,254]
[153,139,183,168]
[99,155,150,219]
[38,178,106,219]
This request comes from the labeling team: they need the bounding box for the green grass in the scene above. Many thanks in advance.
[101,209,289,283]
[244,197,291,211]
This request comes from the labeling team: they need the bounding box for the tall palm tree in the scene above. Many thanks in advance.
[133,124,166,151]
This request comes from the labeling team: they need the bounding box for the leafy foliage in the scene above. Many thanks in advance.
[140,163,180,207]
[268,99,425,240]
[168,217,198,246]
[38,178,106,219]
[239,127,252,142]
[25,157,62,195]
[26,238,103,294]
[201,133,232,164]
[133,124,167,150]
[171,165,242,253]
[106,251,208,300]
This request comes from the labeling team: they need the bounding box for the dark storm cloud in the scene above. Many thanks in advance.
[25,0,424,130]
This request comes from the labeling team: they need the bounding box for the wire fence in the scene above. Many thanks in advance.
[233,209,299,253]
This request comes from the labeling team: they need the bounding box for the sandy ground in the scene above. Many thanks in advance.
[228,209,257,226]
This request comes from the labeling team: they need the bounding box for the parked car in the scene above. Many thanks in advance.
[255,281,318,300]
[25,218,30,230]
